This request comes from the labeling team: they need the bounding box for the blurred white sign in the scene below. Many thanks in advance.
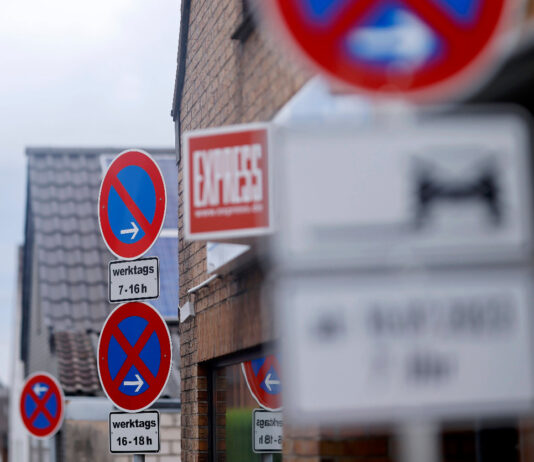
[278,269,534,424]
[273,112,532,270]
[253,409,283,453]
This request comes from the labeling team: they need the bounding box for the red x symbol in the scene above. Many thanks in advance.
[271,0,509,99]
[98,302,173,412]
[20,373,64,438]
[319,0,468,47]
[110,324,156,389]
[27,386,55,424]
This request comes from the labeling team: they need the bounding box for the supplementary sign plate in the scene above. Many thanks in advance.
[109,410,160,454]
[253,409,283,453]
[274,112,532,270]
[109,257,159,303]
[278,269,534,423]
[98,302,172,412]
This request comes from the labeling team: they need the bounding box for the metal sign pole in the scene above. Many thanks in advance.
[261,454,274,462]
[133,454,145,462]
[397,421,441,462]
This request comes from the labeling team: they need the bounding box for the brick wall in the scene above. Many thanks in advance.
[146,412,182,462]
[173,2,463,462]
[175,1,395,462]
[62,413,181,462]
[177,1,307,461]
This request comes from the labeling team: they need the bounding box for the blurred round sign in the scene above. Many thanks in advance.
[264,0,520,102]
[20,372,65,438]
[242,355,282,411]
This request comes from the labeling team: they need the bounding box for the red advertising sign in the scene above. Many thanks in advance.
[20,372,65,438]
[183,124,272,240]
[264,0,518,102]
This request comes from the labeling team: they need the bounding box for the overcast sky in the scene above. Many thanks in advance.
[0,0,181,384]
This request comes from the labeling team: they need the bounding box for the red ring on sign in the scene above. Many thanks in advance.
[20,372,65,438]
[266,0,516,102]
[242,356,282,411]
[98,150,167,260]
[98,302,173,413]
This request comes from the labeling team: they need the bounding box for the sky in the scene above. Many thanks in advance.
[0,0,181,385]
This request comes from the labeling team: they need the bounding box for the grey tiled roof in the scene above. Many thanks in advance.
[54,331,101,396]
[27,149,111,331]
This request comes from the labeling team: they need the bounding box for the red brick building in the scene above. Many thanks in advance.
[172,1,534,462]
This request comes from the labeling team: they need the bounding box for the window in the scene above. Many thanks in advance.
[211,355,282,462]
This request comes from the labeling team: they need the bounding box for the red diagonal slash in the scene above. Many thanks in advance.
[27,387,56,424]
[110,324,157,390]
[110,176,152,233]
[256,355,282,384]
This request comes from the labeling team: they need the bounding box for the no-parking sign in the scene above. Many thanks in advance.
[20,372,65,438]
[242,355,282,411]
[98,302,172,412]
[265,0,519,101]
[98,150,167,260]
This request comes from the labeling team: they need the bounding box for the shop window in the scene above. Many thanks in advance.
[212,359,282,462]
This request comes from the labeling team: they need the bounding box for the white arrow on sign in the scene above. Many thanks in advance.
[32,384,48,397]
[348,10,435,67]
[123,374,144,393]
[264,373,280,392]
[120,222,139,240]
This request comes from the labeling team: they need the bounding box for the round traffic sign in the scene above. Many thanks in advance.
[98,150,167,260]
[20,372,65,438]
[242,355,282,411]
[98,302,172,412]
[265,0,519,102]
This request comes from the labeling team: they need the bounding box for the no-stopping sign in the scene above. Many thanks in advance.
[98,302,172,412]
[20,372,65,438]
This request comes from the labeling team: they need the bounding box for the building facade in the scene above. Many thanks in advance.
[172,2,534,462]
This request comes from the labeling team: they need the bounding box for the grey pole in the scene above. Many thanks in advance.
[133,455,145,462]
[261,454,274,462]
[397,421,441,462]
